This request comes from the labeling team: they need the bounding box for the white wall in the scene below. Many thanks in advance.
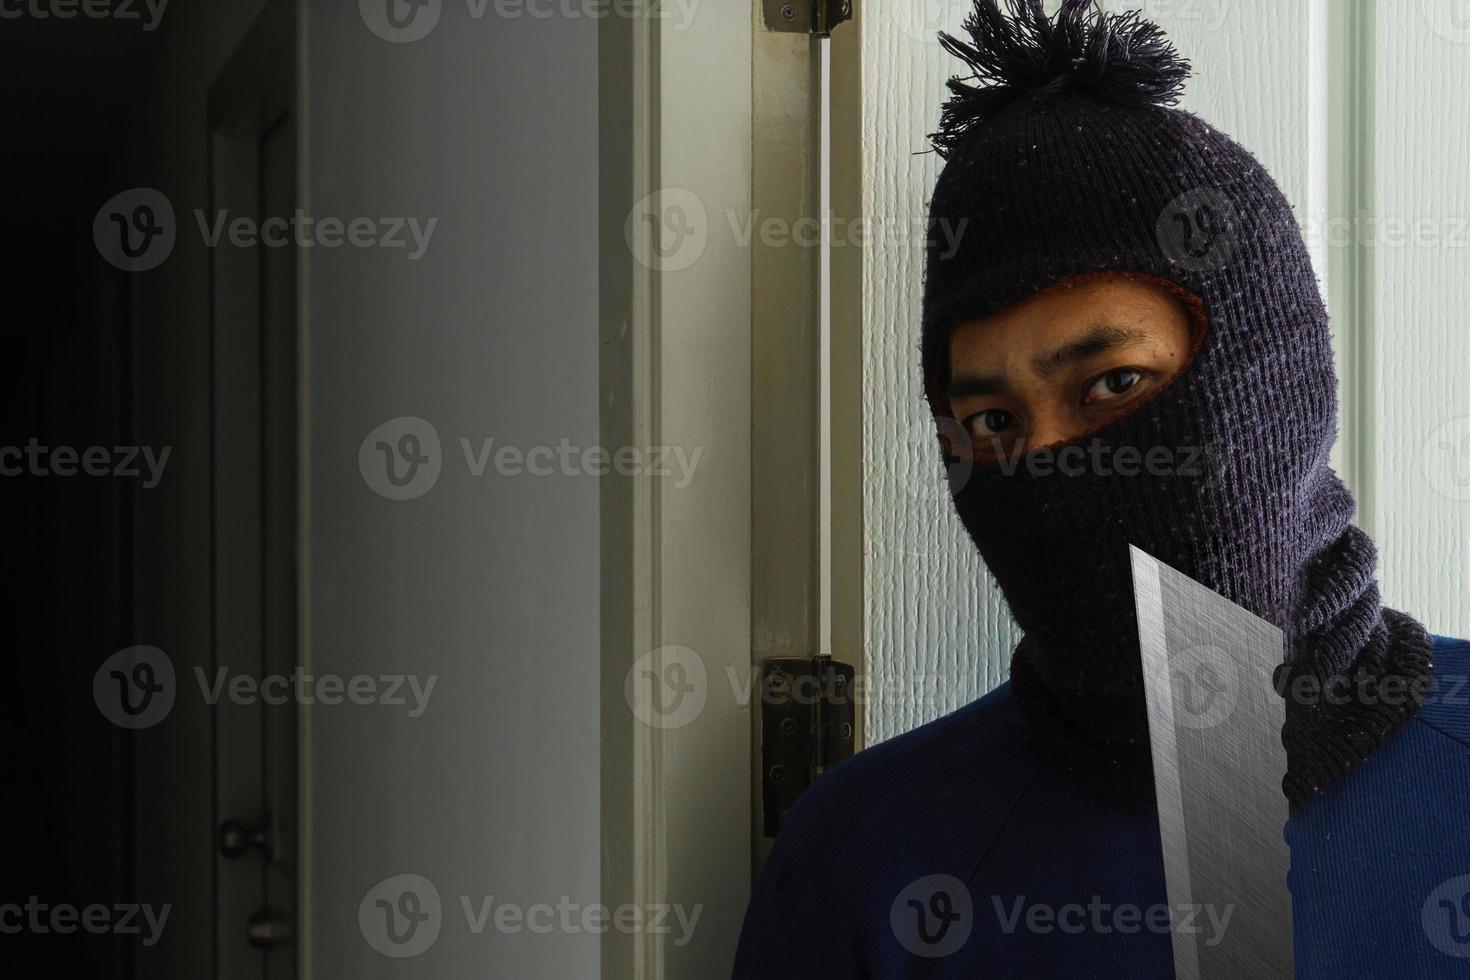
[859,0,1021,743]
[858,0,1468,744]
[302,1,601,976]
[1371,0,1470,636]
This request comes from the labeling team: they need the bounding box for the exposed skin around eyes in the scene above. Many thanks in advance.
[945,271,1204,458]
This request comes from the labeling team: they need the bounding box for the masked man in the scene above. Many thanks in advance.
[733,1,1470,976]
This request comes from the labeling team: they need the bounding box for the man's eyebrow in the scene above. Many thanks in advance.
[946,372,1008,401]
[1032,323,1151,377]
[946,322,1153,402]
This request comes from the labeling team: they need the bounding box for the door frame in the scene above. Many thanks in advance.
[206,1,301,976]
[599,2,865,975]
[599,2,755,976]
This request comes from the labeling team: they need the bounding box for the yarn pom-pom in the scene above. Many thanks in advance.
[929,0,1191,158]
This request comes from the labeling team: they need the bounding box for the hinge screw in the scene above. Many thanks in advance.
[781,3,796,21]
[840,0,851,15]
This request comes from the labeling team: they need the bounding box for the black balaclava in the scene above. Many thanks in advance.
[920,0,1435,810]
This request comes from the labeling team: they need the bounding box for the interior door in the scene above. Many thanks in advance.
[208,4,299,977]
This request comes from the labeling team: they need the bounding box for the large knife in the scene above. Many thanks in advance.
[1131,544,1294,979]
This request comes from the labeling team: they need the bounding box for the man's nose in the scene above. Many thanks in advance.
[1025,409,1078,452]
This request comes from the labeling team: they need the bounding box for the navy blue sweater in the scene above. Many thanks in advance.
[733,635,1470,978]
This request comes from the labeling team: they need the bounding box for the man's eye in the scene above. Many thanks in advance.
[965,409,1015,438]
[1084,368,1145,404]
